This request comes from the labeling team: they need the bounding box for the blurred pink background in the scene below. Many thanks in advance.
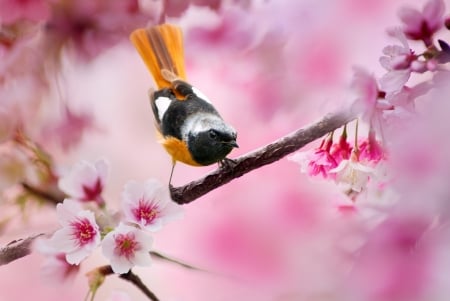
[2,0,450,300]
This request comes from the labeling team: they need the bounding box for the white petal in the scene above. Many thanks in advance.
[329,160,349,174]
[48,228,77,252]
[133,250,152,267]
[56,199,82,225]
[134,230,154,250]
[77,210,99,228]
[94,158,109,182]
[110,257,133,274]
[66,247,90,265]
[142,219,163,232]
[122,180,144,204]
[101,232,117,259]
[160,202,184,222]
[379,70,411,94]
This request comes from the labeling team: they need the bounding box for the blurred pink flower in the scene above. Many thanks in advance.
[45,0,153,60]
[0,0,50,24]
[58,158,109,205]
[379,29,414,94]
[351,67,393,124]
[398,0,445,46]
[358,130,384,164]
[188,7,255,52]
[47,199,101,265]
[42,105,96,152]
[102,223,153,274]
[351,214,433,301]
[35,238,80,283]
[330,151,374,193]
[289,137,338,179]
[122,179,183,232]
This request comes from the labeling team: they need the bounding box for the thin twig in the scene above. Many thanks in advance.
[98,265,160,301]
[170,109,355,204]
[21,182,65,205]
[150,250,209,272]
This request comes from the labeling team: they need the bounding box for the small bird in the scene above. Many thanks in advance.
[130,24,238,182]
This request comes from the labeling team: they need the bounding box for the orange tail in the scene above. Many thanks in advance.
[130,24,187,90]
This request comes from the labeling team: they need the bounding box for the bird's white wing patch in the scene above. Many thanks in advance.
[154,96,172,121]
[192,87,212,104]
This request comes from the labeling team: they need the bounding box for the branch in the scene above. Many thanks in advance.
[170,109,356,204]
[21,182,65,205]
[0,234,43,266]
[97,266,160,301]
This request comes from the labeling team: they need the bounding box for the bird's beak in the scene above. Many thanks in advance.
[229,140,239,148]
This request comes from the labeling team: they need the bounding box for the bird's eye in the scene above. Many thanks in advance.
[209,130,218,139]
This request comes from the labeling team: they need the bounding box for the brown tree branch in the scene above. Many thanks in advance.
[170,109,356,204]
[0,234,43,266]
[1,109,356,266]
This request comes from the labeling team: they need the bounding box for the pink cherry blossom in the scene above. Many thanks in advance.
[398,0,445,46]
[34,238,80,283]
[101,223,153,274]
[42,105,96,152]
[289,137,339,179]
[0,0,50,24]
[47,199,101,265]
[350,214,433,301]
[58,158,109,205]
[187,7,256,52]
[330,131,352,164]
[45,0,154,60]
[379,29,414,94]
[358,130,384,164]
[329,151,374,193]
[122,179,183,232]
[351,67,393,124]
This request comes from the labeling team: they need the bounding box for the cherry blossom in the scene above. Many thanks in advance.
[44,0,153,60]
[329,151,374,193]
[289,137,338,179]
[0,0,50,24]
[358,130,384,164]
[34,238,80,283]
[351,67,393,124]
[398,0,445,46]
[58,158,109,205]
[47,199,101,265]
[101,223,153,274]
[42,105,96,152]
[330,130,352,164]
[379,29,415,94]
[122,179,183,232]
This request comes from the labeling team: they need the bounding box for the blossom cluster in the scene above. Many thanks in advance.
[37,158,183,277]
[0,0,156,151]
[290,0,450,204]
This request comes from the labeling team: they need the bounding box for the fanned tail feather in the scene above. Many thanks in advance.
[130,24,187,90]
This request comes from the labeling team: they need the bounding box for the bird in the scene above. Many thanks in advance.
[129,24,238,183]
